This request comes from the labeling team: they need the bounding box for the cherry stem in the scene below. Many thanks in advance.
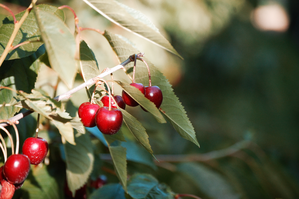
[175,194,202,199]
[35,114,40,138]
[110,73,114,95]
[98,79,112,111]
[132,54,137,83]
[139,57,151,87]
[0,130,7,162]
[11,39,42,51]
[0,0,37,67]
[79,27,105,35]
[0,123,15,155]
[0,4,17,24]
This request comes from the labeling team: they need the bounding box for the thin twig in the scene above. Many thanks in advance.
[0,0,38,66]
[0,54,137,127]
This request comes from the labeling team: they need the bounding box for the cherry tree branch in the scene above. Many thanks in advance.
[0,53,142,127]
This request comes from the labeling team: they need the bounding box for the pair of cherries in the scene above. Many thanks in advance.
[0,137,48,198]
[78,95,124,135]
[122,83,163,110]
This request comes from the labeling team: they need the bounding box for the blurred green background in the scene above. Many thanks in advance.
[1,0,299,198]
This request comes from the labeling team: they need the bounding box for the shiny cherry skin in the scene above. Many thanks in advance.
[78,102,100,127]
[95,107,123,135]
[122,83,145,107]
[101,95,126,109]
[22,137,48,165]
[144,86,163,108]
[3,154,30,184]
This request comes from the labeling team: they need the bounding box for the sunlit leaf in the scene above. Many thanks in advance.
[0,4,64,60]
[177,163,239,199]
[89,183,125,199]
[21,165,64,199]
[79,40,100,82]
[52,120,74,145]
[0,48,44,119]
[83,0,182,59]
[121,109,153,154]
[127,174,173,199]
[33,7,77,89]
[117,81,166,124]
[64,132,94,195]
[104,31,199,147]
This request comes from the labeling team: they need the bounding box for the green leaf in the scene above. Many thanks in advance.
[117,81,166,124]
[83,0,182,59]
[0,4,64,60]
[0,48,44,119]
[89,183,126,199]
[52,120,75,145]
[127,174,173,199]
[104,31,199,147]
[103,140,127,192]
[121,141,156,170]
[21,165,64,199]
[177,163,239,199]
[121,109,153,154]
[33,7,77,89]
[79,40,100,82]
[64,132,94,195]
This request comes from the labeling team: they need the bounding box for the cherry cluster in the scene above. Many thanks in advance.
[78,57,163,135]
[78,83,163,135]
[0,136,48,198]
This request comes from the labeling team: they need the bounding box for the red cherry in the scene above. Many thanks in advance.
[22,137,48,165]
[0,179,15,199]
[142,86,163,111]
[3,154,30,184]
[78,102,100,127]
[122,83,145,107]
[95,107,123,135]
[101,95,126,109]
[90,175,107,189]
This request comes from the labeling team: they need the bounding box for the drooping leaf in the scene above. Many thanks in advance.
[33,7,77,89]
[64,132,94,195]
[0,4,64,60]
[127,174,173,199]
[82,0,182,59]
[177,162,239,199]
[79,40,100,82]
[104,31,199,147]
[121,141,156,170]
[52,120,74,145]
[89,183,126,199]
[117,81,166,124]
[0,48,44,119]
[103,137,127,192]
[121,109,153,154]
[21,165,64,199]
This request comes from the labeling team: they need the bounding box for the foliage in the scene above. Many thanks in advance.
[0,0,299,199]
